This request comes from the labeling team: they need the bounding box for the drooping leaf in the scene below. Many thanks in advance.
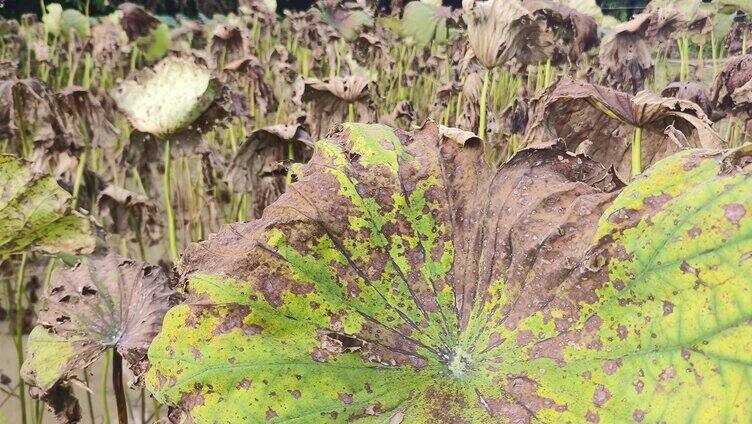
[522,76,723,180]
[226,124,313,218]
[463,0,554,69]
[661,81,725,122]
[317,0,375,42]
[522,0,600,63]
[710,53,752,118]
[0,155,95,257]
[223,56,278,116]
[0,78,73,156]
[111,57,219,138]
[301,76,375,138]
[56,86,120,150]
[97,184,162,245]
[22,253,176,416]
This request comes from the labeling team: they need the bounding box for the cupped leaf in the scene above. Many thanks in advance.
[22,253,176,413]
[111,57,219,138]
[147,122,623,421]
[0,155,95,257]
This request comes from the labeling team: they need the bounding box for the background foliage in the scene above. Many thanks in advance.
[1,0,652,19]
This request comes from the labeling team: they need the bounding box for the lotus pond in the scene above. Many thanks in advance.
[0,0,751,423]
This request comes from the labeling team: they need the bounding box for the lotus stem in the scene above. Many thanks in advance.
[455,90,463,124]
[544,57,553,87]
[82,370,96,424]
[711,31,719,77]
[478,69,490,139]
[71,150,87,209]
[164,139,179,263]
[14,253,28,424]
[632,126,643,178]
[112,350,128,424]
[743,32,748,55]
[102,352,111,424]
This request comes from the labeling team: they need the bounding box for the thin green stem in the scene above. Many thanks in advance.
[163,139,179,263]
[82,370,96,424]
[632,126,643,178]
[102,353,111,424]
[478,69,491,139]
[71,150,87,209]
[14,253,28,424]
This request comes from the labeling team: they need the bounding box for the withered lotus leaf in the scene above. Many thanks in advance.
[118,2,161,41]
[22,253,176,414]
[710,53,752,117]
[0,78,72,154]
[227,124,313,218]
[522,0,600,63]
[147,122,752,422]
[462,0,554,69]
[661,81,725,122]
[56,86,120,150]
[112,57,219,138]
[522,76,722,180]
[0,155,96,257]
[302,76,375,138]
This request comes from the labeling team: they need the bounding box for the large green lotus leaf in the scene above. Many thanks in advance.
[0,155,95,257]
[147,122,751,422]
[111,57,217,138]
[401,0,451,46]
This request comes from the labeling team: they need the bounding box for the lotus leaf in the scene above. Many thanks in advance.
[400,0,451,46]
[0,155,95,257]
[111,57,219,138]
[147,122,752,422]
[523,76,722,180]
[22,253,175,417]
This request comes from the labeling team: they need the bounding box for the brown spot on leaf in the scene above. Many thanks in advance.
[659,366,676,381]
[602,359,622,375]
[723,203,746,226]
[633,409,646,422]
[592,384,611,407]
[617,325,628,340]
[662,301,674,316]
[586,410,600,422]
[339,393,353,404]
